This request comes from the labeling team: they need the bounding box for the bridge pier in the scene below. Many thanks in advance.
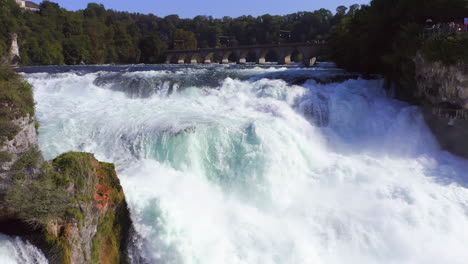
[276,47,294,65]
[189,53,200,64]
[175,54,186,64]
[202,52,214,64]
[237,50,249,64]
[304,57,317,67]
[278,55,291,65]
[257,57,266,64]
[165,55,172,64]
[221,51,231,64]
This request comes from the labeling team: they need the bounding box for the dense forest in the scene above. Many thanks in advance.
[0,0,357,65]
[329,0,467,82]
[1,0,466,68]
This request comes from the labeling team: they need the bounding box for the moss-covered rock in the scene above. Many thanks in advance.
[0,67,132,264]
[2,152,131,264]
[0,66,39,180]
[0,66,35,123]
[40,153,131,264]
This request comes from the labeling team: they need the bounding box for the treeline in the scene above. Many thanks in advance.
[0,0,357,65]
[329,0,467,77]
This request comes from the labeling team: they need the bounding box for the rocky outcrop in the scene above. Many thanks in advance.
[420,103,468,159]
[413,54,468,159]
[0,66,132,263]
[414,53,468,107]
[43,153,131,264]
[1,33,21,66]
[0,114,41,185]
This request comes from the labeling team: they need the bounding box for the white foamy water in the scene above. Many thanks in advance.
[8,65,468,264]
[0,235,48,264]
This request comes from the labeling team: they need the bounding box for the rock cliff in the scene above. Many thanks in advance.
[413,53,468,159]
[0,67,131,263]
[1,33,21,66]
[414,53,468,107]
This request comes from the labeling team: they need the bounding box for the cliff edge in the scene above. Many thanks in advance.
[413,53,468,159]
[1,34,21,66]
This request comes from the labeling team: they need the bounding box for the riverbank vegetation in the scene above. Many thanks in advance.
[0,66,34,144]
[0,0,355,65]
[422,33,468,65]
[329,0,467,75]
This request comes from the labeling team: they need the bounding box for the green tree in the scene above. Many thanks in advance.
[173,29,197,49]
[139,34,166,63]
[1,0,348,65]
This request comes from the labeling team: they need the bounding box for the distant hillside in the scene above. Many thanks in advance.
[0,0,355,65]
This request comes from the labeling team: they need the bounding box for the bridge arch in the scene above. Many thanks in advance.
[221,50,240,64]
[165,55,172,64]
[202,52,214,64]
[238,50,257,64]
[166,53,188,64]
[256,49,279,64]
[189,53,203,64]
[266,50,279,64]
[166,53,189,64]
[290,48,304,64]
[275,47,294,65]
[297,46,318,66]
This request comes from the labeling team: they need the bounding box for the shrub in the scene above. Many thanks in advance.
[0,120,20,143]
[53,152,93,190]
[0,39,6,58]
[0,66,35,121]
[65,207,84,223]
[4,178,69,226]
[0,151,12,163]
[12,147,41,171]
[41,161,71,188]
[422,33,468,65]
[0,66,35,143]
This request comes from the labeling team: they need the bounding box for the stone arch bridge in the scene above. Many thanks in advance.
[164,42,327,66]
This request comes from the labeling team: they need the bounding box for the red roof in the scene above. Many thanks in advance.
[25,1,40,9]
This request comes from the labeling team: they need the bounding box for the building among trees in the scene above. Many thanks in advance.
[15,0,40,12]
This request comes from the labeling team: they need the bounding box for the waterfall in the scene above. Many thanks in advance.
[4,64,467,264]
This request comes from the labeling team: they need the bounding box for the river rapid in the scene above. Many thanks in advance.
[2,64,468,264]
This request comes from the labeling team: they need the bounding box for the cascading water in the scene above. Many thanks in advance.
[4,64,468,264]
[0,234,48,264]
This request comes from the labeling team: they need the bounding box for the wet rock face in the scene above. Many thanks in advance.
[0,67,132,264]
[413,54,468,159]
[45,153,131,264]
[0,114,41,185]
[0,151,132,264]
[414,53,468,108]
[1,33,21,66]
[421,104,468,159]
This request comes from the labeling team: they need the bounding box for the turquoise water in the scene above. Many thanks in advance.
[3,64,468,264]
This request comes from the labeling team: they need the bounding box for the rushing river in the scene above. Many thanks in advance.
[3,64,468,264]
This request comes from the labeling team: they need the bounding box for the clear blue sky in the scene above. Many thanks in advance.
[47,0,370,18]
